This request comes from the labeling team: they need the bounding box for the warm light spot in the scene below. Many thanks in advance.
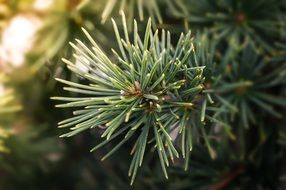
[0,14,42,67]
[34,0,54,11]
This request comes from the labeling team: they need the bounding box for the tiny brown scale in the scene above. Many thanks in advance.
[234,12,247,24]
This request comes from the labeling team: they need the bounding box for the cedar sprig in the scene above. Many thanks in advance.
[52,12,214,184]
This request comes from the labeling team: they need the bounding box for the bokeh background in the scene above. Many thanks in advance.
[0,0,286,189]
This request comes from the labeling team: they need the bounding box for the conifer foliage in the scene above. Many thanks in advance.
[1,0,286,189]
[53,12,214,184]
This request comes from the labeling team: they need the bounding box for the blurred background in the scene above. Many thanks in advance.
[0,0,286,189]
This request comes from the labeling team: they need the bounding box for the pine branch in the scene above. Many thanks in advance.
[210,46,286,128]
[52,13,215,184]
[169,0,285,52]
[208,166,245,190]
